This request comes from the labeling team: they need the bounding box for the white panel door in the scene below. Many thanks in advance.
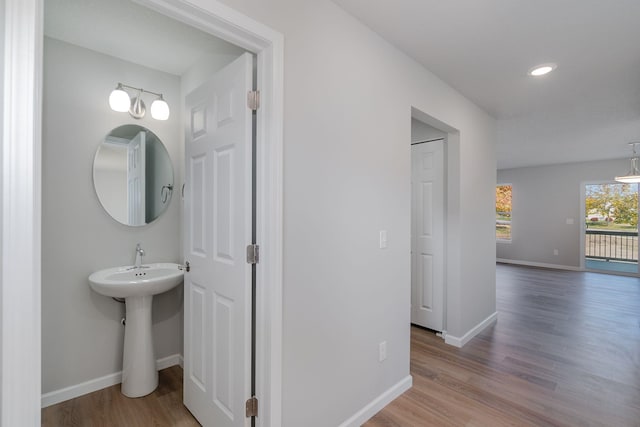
[411,140,444,331]
[183,53,253,427]
[127,130,146,226]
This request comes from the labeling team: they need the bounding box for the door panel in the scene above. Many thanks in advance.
[213,292,234,418]
[420,254,434,309]
[184,52,253,427]
[190,155,207,256]
[189,283,206,391]
[411,140,444,331]
[214,148,235,263]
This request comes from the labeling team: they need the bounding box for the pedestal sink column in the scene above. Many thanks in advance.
[122,295,157,397]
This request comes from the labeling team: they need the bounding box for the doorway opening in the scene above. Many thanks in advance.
[584,182,638,274]
[3,0,283,425]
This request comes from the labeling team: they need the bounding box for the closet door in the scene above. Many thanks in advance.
[411,140,444,332]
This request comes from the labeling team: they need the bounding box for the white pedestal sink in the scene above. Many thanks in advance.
[88,263,184,397]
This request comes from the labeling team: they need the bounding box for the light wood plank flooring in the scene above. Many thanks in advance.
[43,264,640,426]
[365,264,640,426]
[42,366,199,426]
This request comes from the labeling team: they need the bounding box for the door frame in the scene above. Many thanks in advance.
[1,0,284,425]
[410,107,461,344]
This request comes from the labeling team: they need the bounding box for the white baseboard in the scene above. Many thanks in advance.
[497,258,582,271]
[157,353,183,370]
[338,375,412,427]
[41,353,183,408]
[444,312,497,348]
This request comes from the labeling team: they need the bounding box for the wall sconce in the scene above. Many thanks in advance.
[109,83,170,121]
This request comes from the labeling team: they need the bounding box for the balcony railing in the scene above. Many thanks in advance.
[585,229,638,262]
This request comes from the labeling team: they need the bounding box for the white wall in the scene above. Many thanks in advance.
[0,0,4,417]
[181,53,247,96]
[145,135,174,222]
[497,158,631,268]
[41,37,182,394]
[411,118,445,143]
[214,1,496,425]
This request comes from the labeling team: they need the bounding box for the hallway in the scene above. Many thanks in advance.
[366,264,640,426]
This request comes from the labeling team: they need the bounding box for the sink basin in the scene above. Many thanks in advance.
[89,262,184,298]
[88,262,184,398]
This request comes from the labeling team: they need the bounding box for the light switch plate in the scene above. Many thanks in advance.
[379,230,387,249]
[379,341,387,362]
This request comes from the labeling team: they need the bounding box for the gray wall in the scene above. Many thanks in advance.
[42,37,182,393]
[216,1,497,426]
[145,135,173,222]
[497,158,630,268]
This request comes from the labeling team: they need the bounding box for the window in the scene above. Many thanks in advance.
[496,184,512,241]
[584,183,638,273]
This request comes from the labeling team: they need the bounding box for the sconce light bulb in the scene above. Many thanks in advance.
[109,86,130,112]
[151,96,170,121]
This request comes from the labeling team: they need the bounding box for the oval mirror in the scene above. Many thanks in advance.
[93,125,174,226]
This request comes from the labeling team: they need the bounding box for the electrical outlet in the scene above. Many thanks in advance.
[379,341,387,362]
[553,249,559,256]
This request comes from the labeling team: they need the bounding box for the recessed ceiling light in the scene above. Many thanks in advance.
[528,63,557,77]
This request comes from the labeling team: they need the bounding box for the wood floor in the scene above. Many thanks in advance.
[365,264,640,427]
[43,264,640,426]
[42,366,200,427]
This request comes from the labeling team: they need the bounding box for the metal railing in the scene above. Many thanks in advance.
[585,229,638,262]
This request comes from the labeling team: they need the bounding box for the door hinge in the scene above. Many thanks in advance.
[246,244,260,264]
[245,396,258,418]
[179,261,190,272]
[247,90,260,111]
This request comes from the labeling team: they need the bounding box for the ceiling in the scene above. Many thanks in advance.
[45,0,640,169]
[333,0,640,169]
[44,0,244,76]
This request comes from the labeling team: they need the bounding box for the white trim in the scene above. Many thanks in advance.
[444,312,497,348]
[41,354,183,408]
[337,375,413,427]
[497,258,582,272]
[133,2,284,426]
[156,353,183,370]
[2,0,43,425]
[498,258,640,277]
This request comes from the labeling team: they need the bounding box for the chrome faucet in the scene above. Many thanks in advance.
[134,243,145,268]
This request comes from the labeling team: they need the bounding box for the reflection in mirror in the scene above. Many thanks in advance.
[93,125,174,226]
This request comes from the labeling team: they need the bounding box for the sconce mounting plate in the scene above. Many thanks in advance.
[129,97,146,120]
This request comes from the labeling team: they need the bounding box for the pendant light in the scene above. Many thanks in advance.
[615,142,640,183]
